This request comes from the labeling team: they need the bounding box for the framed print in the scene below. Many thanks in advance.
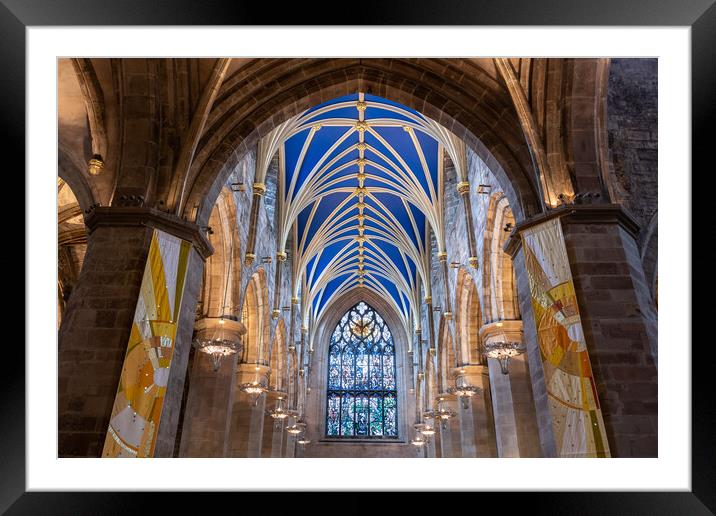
[6,0,712,512]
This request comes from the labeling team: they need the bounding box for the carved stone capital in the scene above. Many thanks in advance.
[84,206,214,260]
[194,316,247,336]
[456,181,471,195]
[236,362,271,384]
[252,183,267,195]
[479,320,524,345]
[503,203,640,258]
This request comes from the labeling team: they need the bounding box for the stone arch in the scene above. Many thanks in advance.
[198,187,241,319]
[58,57,119,208]
[455,268,483,365]
[182,58,545,226]
[306,287,414,447]
[240,268,270,365]
[482,192,520,323]
[57,178,89,327]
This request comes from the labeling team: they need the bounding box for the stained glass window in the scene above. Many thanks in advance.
[326,302,398,438]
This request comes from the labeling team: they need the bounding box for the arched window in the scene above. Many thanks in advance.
[326,302,398,438]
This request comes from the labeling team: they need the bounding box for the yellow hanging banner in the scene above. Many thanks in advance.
[102,229,191,458]
[521,218,610,458]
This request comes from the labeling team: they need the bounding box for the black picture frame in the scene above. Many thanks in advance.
[6,0,711,512]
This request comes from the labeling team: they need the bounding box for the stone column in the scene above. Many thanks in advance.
[456,181,480,268]
[454,365,498,458]
[227,363,271,457]
[178,317,245,457]
[58,207,210,457]
[507,204,658,457]
[480,320,541,457]
[243,182,266,266]
[271,251,287,320]
[284,414,297,458]
[261,390,289,457]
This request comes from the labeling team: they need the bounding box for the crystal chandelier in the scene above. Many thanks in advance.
[269,396,292,428]
[435,397,456,429]
[483,340,525,374]
[410,431,427,447]
[448,375,483,409]
[419,419,436,437]
[193,318,242,371]
[240,375,269,396]
[287,421,307,435]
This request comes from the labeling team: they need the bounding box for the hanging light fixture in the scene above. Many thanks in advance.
[193,317,242,371]
[287,421,306,435]
[448,375,483,409]
[268,396,291,428]
[435,397,457,429]
[194,226,242,371]
[240,373,269,397]
[419,418,436,437]
[410,430,427,447]
[296,433,311,446]
[483,340,525,374]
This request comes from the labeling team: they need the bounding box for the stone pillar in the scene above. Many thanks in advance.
[425,296,436,354]
[437,252,452,318]
[456,181,480,268]
[271,251,287,319]
[243,183,266,266]
[58,207,210,457]
[507,204,658,457]
[178,317,245,457]
[480,320,541,457]
[227,363,271,457]
[435,395,461,458]
[284,414,297,458]
[261,390,288,457]
[454,365,498,458]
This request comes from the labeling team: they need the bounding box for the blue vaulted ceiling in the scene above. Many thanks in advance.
[281,93,442,325]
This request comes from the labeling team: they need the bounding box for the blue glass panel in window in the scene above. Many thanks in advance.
[341,394,354,436]
[383,344,395,389]
[369,345,382,389]
[369,395,383,436]
[327,394,340,436]
[355,342,368,389]
[384,393,397,436]
[355,395,369,435]
[341,345,354,389]
[328,346,341,389]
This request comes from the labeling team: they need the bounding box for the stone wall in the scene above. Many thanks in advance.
[607,58,658,246]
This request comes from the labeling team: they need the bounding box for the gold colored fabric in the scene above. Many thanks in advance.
[102,230,191,458]
[521,219,610,458]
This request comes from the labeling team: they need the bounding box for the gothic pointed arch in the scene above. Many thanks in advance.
[325,301,398,438]
[482,192,520,323]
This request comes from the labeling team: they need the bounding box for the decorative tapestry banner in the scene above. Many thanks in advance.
[521,218,610,458]
[102,229,191,457]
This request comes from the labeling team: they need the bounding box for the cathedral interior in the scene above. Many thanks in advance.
[57,58,658,459]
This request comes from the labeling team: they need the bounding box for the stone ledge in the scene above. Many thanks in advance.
[84,206,214,260]
[503,204,640,258]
